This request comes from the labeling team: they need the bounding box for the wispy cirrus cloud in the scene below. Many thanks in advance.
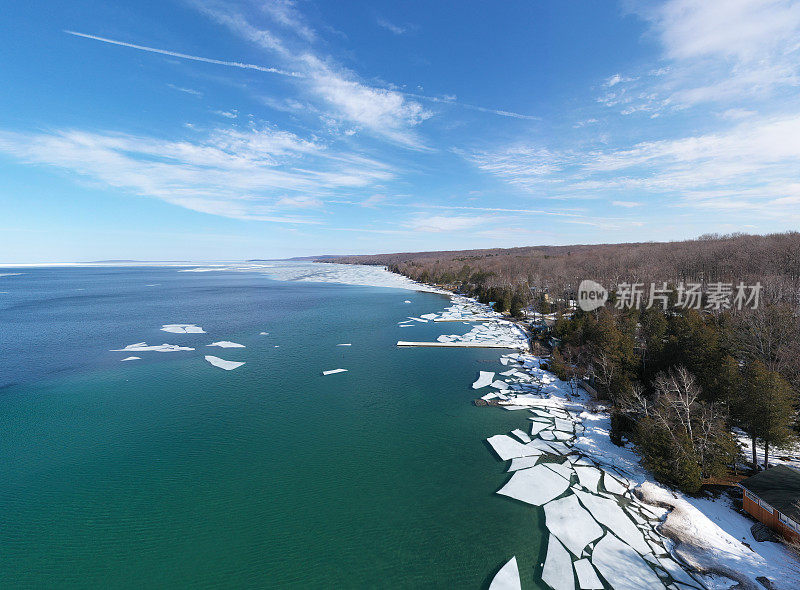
[0,124,394,221]
[600,0,800,115]
[463,114,800,220]
[376,17,409,35]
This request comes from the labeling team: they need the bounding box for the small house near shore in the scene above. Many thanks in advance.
[738,465,800,543]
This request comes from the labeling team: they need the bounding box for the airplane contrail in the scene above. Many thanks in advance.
[64,30,302,78]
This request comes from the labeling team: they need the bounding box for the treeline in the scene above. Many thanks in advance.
[326,232,800,492]
[547,304,798,492]
[328,232,800,312]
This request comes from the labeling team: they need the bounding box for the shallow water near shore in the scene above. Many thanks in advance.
[0,265,547,588]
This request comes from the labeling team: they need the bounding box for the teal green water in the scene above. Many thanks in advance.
[0,267,546,588]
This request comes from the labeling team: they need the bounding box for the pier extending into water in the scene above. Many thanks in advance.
[396,341,523,349]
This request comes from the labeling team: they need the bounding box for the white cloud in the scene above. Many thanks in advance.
[167,84,203,97]
[612,200,641,207]
[405,214,490,233]
[464,114,800,220]
[0,125,394,221]
[376,17,407,35]
[214,110,238,118]
[609,0,800,114]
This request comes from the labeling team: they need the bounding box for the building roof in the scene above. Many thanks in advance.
[740,465,800,522]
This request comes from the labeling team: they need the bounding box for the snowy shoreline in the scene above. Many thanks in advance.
[412,290,799,590]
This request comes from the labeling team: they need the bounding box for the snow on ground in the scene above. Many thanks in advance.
[488,556,522,590]
[204,355,244,370]
[413,292,800,589]
[735,428,800,470]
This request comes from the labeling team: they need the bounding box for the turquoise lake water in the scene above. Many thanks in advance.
[0,265,547,588]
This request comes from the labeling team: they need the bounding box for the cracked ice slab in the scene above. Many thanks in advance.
[204,355,245,370]
[603,471,628,495]
[511,429,531,443]
[542,535,575,590]
[497,464,571,506]
[574,466,602,493]
[573,558,603,590]
[508,455,541,471]
[207,341,245,348]
[161,324,205,333]
[487,435,542,461]
[591,533,663,590]
[529,421,551,436]
[472,371,495,389]
[573,490,650,554]
[488,556,521,590]
[544,494,603,557]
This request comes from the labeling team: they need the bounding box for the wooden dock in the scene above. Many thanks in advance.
[396,340,522,349]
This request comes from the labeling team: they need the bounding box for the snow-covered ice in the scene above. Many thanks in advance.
[508,455,540,471]
[488,556,521,590]
[207,341,245,348]
[496,464,570,506]
[111,342,194,353]
[573,466,601,493]
[510,429,531,443]
[591,533,663,590]
[542,535,575,590]
[573,558,603,590]
[603,471,628,495]
[322,368,348,376]
[486,435,542,461]
[472,371,495,389]
[573,490,650,554]
[544,494,603,557]
[204,355,245,370]
[161,324,205,334]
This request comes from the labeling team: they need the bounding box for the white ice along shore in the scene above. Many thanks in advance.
[204,355,244,370]
[409,291,800,590]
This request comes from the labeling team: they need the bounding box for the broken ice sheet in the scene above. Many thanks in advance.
[591,533,663,590]
[488,556,521,590]
[544,494,603,557]
[497,464,570,506]
[542,534,575,590]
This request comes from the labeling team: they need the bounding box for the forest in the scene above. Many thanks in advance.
[327,232,800,492]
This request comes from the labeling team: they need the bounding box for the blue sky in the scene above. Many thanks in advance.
[2,0,800,262]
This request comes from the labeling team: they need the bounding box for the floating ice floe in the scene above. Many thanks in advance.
[573,490,650,554]
[657,556,701,588]
[472,371,495,389]
[573,558,603,590]
[486,435,541,461]
[603,471,628,495]
[544,461,575,482]
[322,368,348,376]
[407,316,428,323]
[529,421,551,436]
[420,313,438,320]
[496,464,570,506]
[542,535,575,590]
[544,494,603,557]
[490,380,509,389]
[336,343,352,346]
[403,300,412,303]
[207,341,245,348]
[259,331,269,335]
[120,356,141,361]
[510,429,531,443]
[540,431,556,441]
[160,324,206,334]
[508,455,540,471]
[590,533,663,590]
[111,342,194,353]
[204,355,245,370]
[488,556,521,590]
[574,466,602,493]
